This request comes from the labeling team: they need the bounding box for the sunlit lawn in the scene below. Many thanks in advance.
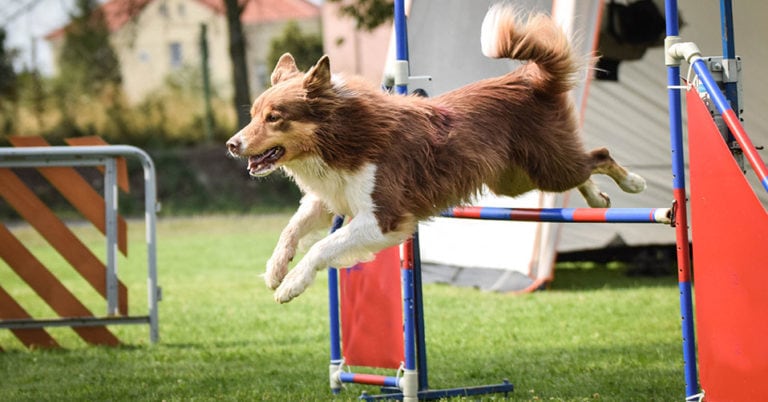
[0,214,686,401]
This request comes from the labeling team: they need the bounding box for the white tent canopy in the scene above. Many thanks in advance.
[394,0,768,291]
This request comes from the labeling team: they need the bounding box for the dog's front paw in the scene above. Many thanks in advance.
[273,264,317,304]
[263,269,282,290]
[265,253,292,290]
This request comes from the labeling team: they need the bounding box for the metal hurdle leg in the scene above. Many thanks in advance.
[664,0,700,397]
[327,215,346,395]
[400,238,418,402]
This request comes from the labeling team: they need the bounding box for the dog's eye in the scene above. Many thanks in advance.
[265,112,281,123]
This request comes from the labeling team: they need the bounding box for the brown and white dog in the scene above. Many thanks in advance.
[226,4,645,303]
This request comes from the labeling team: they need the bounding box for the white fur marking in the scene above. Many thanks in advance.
[273,211,409,303]
[274,213,408,302]
[578,179,611,208]
[284,159,378,216]
[331,74,346,88]
[264,194,327,289]
[480,4,504,58]
[619,172,647,193]
[272,162,415,302]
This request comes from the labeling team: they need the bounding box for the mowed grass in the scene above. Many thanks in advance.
[0,214,686,401]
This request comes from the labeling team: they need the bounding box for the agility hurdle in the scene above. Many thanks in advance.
[324,1,669,400]
[325,1,515,400]
[327,0,768,400]
[437,0,768,399]
[328,220,515,401]
[665,1,768,400]
[442,207,672,224]
[0,138,160,348]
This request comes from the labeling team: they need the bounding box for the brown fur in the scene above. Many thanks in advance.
[226,6,645,302]
[229,13,643,233]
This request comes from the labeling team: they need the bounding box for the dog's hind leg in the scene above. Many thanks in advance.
[589,147,646,194]
[576,147,646,208]
[577,178,612,208]
[265,194,332,290]
[273,213,414,303]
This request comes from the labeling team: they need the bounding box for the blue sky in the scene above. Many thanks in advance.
[3,0,76,75]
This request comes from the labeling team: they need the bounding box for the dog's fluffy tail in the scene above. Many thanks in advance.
[481,3,578,94]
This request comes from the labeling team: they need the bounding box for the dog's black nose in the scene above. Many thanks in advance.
[226,138,241,156]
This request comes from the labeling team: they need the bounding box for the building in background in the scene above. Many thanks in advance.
[45,0,320,103]
[321,1,391,86]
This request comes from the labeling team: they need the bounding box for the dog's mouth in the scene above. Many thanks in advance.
[247,146,285,177]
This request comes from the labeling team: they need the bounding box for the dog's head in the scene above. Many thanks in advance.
[226,53,333,177]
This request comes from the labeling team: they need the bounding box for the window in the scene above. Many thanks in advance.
[169,42,182,69]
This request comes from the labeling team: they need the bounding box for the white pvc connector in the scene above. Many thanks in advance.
[393,60,409,87]
[656,208,673,225]
[329,363,342,394]
[666,37,702,66]
[399,369,418,402]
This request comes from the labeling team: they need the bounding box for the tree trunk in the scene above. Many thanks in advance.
[224,0,252,129]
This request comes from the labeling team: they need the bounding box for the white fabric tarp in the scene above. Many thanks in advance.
[390,0,768,290]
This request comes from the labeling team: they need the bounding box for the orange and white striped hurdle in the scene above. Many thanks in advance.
[0,137,160,349]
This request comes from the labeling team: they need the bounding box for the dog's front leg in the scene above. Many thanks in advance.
[273,213,406,303]
[265,194,330,289]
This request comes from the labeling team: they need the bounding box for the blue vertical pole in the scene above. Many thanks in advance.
[412,232,430,390]
[393,2,419,399]
[402,242,416,372]
[327,215,346,394]
[400,238,419,401]
[664,0,699,398]
[394,0,429,389]
[719,0,739,117]
[393,0,409,96]
[719,0,740,162]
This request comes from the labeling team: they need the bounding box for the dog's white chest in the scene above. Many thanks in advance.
[284,157,377,216]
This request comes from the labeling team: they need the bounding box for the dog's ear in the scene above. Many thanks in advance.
[303,55,331,97]
[271,53,300,86]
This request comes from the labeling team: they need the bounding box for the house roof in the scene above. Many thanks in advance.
[46,0,319,40]
[198,0,320,24]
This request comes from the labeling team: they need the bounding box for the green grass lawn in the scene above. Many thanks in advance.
[0,214,686,401]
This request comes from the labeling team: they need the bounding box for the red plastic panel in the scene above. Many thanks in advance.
[340,246,404,369]
[688,89,768,401]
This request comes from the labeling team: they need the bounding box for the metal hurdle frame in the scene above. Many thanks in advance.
[0,145,161,344]
[325,1,671,400]
[328,0,768,400]
[440,1,768,399]
[327,2,515,400]
[665,0,768,398]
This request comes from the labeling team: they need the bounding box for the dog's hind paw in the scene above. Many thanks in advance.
[619,172,646,193]
[586,191,611,208]
[273,265,317,303]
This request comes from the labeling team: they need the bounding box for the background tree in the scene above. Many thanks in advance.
[0,27,18,135]
[328,0,394,31]
[0,28,17,100]
[57,0,121,95]
[52,0,122,137]
[224,0,251,129]
[267,21,324,83]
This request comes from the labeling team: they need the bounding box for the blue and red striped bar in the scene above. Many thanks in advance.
[441,207,671,224]
[338,372,400,388]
